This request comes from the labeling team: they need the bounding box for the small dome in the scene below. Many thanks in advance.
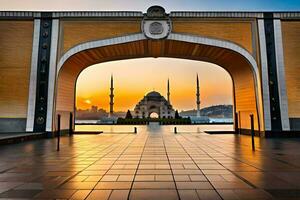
[146,91,162,97]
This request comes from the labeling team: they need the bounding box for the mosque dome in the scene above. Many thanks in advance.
[146,91,162,98]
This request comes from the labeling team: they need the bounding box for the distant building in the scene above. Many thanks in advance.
[189,116,210,124]
[133,91,175,119]
[91,105,98,113]
[76,106,108,120]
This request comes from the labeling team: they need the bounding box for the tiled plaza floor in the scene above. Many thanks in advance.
[0,126,300,199]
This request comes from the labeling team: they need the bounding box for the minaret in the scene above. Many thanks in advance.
[109,75,114,117]
[196,74,201,117]
[167,78,170,104]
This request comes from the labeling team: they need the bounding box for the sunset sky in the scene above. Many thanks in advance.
[1,0,299,11]
[76,58,233,112]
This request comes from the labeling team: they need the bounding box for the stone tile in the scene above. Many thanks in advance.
[34,189,76,199]
[171,164,185,169]
[139,164,155,169]
[69,175,88,182]
[222,174,243,182]
[15,183,43,190]
[0,189,41,198]
[107,170,136,175]
[183,164,199,169]
[217,189,272,200]
[85,175,103,182]
[109,189,129,200]
[206,175,226,182]
[176,182,213,190]
[155,175,173,181]
[129,189,179,200]
[134,175,155,181]
[172,169,203,175]
[233,189,273,199]
[60,181,97,189]
[0,182,23,193]
[266,189,300,199]
[95,182,132,190]
[101,175,119,182]
[174,175,190,181]
[196,189,222,200]
[79,170,107,176]
[117,175,134,181]
[178,190,199,200]
[211,180,253,189]
[137,169,172,175]
[189,175,207,181]
[86,190,112,200]
[235,171,297,189]
[155,164,171,169]
[202,170,232,175]
[132,181,176,189]
[70,190,91,199]
[197,164,226,170]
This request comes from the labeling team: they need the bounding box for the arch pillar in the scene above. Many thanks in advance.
[25,14,60,133]
[257,13,290,136]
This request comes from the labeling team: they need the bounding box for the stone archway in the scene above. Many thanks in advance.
[53,33,262,134]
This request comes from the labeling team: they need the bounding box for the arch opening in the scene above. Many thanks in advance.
[54,34,263,134]
[149,112,159,119]
[75,57,233,125]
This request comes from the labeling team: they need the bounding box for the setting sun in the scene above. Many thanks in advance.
[84,99,92,105]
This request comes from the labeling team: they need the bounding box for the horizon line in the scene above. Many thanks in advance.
[76,104,233,111]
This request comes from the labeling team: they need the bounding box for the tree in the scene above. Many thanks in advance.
[125,110,132,119]
[175,110,180,119]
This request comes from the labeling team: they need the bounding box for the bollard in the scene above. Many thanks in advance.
[69,112,73,136]
[174,127,177,134]
[238,111,241,135]
[250,114,255,151]
[235,112,239,134]
[134,127,137,133]
[57,114,61,151]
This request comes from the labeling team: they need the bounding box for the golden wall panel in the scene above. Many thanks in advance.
[172,21,253,54]
[282,21,300,118]
[56,62,82,129]
[62,20,141,54]
[232,69,258,130]
[0,21,33,118]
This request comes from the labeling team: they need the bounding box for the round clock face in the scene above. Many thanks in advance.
[149,22,164,35]
[143,20,171,39]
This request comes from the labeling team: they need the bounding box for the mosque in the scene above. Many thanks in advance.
[107,74,204,122]
[133,79,175,119]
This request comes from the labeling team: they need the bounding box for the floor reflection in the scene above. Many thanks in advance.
[0,125,299,199]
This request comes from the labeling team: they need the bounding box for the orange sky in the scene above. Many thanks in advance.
[76,58,233,112]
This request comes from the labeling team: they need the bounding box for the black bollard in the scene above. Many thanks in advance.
[238,111,241,135]
[69,112,73,136]
[235,112,239,134]
[250,114,255,151]
[57,114,61,151]
[134,127,137,133]
[174,127,177,134]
